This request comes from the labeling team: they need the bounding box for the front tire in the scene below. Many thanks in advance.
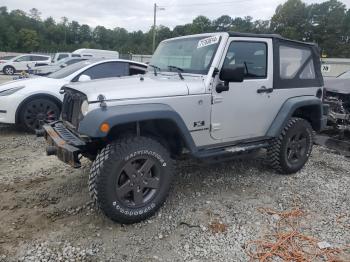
[20,98,60,132]
[89,136,174,224]
[268,117,313,174]
[3,66,15,75]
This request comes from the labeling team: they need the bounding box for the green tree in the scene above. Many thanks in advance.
[191,16,212,33]
[0,2,349,57]
[308,0,348,57]
[212,15,233,31]
[18,28,40,51]
[29,8,41,21]
[270,0,309,40]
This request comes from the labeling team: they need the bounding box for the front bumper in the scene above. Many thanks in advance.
[43,121,86,168]
[0,94,24,124]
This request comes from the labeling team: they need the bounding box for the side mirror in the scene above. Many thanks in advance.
[60,63,67,68]
[219,65,245,83]
[78,74,91,82]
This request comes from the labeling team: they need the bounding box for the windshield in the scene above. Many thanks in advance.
[149,35,221,75]
[47,60,94,79]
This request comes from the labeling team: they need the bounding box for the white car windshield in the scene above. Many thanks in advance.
[149,35,221,75]
[47,60,94,79]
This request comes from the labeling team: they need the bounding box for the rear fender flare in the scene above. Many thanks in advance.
[266,96,323,137]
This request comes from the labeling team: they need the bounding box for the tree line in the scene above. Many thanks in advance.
[0,0,349,57]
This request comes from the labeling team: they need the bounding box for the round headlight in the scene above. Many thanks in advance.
[81,100,89,116]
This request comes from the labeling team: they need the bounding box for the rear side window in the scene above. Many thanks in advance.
[31,56,49,61]
[72,54,81,57]
[279,46,315,80]
[82,62,129,80]
[223,41,267,79]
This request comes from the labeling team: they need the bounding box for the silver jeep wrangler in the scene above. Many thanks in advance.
[42,32,328,224]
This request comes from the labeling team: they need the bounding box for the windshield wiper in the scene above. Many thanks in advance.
[148,64,161,76]
[168,65,184,80]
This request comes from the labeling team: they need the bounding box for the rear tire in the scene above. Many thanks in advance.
[3,66,15,75]
[20,98,60,132]
[89,136,174,224]
[267,117,313,174]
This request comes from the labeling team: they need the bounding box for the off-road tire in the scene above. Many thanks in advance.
[267,117,313,174]
[89,136,174,224]
[3,66,15,75]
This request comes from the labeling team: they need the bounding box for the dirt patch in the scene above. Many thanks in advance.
[0,123,349,261]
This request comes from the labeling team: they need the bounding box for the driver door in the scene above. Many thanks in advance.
[210,37,275,141]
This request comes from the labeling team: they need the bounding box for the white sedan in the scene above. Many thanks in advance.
[0,59,147,131]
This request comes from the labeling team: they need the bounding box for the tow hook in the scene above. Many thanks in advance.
[46,146,57,156]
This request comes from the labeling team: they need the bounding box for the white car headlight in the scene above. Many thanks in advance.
[0,86,25,96]
[81,100,89,116]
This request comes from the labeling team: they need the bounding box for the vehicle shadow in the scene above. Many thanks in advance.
[0,124,31,136]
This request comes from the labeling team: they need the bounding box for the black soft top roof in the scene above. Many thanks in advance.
[228,32,317,47]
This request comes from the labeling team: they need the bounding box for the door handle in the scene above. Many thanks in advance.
[257,86,273,94]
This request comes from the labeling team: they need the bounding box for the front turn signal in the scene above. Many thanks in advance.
[100,123,110,133]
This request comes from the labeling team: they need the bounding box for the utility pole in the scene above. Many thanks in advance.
[152,3,165,53]
[152,3,157,53]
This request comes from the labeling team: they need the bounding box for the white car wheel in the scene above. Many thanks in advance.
[4,66,15,75]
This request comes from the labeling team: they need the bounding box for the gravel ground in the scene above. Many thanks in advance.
[0,122,349,261]
[0,74,14,85]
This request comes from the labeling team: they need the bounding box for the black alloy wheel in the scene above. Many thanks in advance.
[116,156,161,208]
[268,117,313,174]
[89,136,174,224]
[21,98,60,132]
[285,131,308,165]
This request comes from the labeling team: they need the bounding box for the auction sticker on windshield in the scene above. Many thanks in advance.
[197,36,220,49]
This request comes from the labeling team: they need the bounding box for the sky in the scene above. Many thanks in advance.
[2,0,350,32]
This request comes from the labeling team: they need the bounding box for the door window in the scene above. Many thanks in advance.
[30,56,49,61]
[14,56,31,62]
[80,62,129,80]
[223,41,267,79]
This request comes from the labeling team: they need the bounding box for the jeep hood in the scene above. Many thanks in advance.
[65,75,192,102]
[324,78,350,94]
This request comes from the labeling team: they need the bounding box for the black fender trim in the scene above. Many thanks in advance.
[78,103,198,153]
[266,96,323,137]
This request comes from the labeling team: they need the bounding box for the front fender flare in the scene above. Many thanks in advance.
[78,103,197,153]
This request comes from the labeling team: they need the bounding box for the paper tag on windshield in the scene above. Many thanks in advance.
[197,36,220,49]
